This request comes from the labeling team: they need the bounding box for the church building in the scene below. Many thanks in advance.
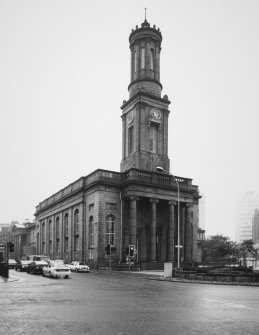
[34,18,201,270]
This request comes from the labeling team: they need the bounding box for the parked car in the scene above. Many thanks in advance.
[28,255,50,262]
[68,261,90,272]
[8,259,17,269]
[42,261,71,279]
[15,260,31,272]
[26,261,48,275]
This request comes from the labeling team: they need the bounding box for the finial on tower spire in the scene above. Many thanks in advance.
[141,8,150,27]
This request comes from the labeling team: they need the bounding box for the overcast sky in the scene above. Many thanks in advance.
[0,0,258,240]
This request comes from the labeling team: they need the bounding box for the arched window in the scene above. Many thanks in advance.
[42,221,45,254]
[89,216,94,247]
[128,126,133,154]
[42,222,45,241]
[64,213,69,252]
[56,217,60,238]
[140,47,145,69]
[64,213,69,236]
[149,124,158,153]
[74,209,79,234]
[56,216,60,253]
[150,48,154,70]
[105,215,115,246]
[48,219,52,241]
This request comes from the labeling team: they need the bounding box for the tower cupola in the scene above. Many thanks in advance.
[120,17,170,173]
[128,19,162,98]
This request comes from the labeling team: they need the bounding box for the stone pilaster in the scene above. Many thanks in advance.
[181,206,185,262]
[46,219,50,256]
[192,204,199,262]
[184,204,193,262]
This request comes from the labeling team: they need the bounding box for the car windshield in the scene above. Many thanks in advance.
[79,262,85,265]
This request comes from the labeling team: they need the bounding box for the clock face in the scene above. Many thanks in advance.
[151,108,161,120]
[127,111,134,124]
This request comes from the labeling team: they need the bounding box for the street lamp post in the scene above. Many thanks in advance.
[156,166,182,269]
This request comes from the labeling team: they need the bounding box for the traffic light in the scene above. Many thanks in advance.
[106,244,111,256]
[8,242,15,252]
[129,245,135,257]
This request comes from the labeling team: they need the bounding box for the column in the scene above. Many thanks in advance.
[167,201,176,261]
[46,219,49,256]
[18,235,22,258]
[129,196,139,246]
[192,205,198,262]
[52,215,56,259]
[149,199,159,262]
[185,204,193,263]
[39,222,42,254]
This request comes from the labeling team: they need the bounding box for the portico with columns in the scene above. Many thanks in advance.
[120,171,199,269]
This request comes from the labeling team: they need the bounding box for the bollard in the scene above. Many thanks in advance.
[164,262,173,278]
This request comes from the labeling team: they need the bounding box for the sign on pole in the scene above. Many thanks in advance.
[0,242,6,251]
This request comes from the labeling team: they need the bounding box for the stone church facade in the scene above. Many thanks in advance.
[34,18,201,269]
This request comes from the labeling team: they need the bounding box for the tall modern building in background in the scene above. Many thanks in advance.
[235,192,259,242]
[252,209,259,244]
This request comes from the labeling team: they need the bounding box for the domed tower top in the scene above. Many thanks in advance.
[128,16,163,98]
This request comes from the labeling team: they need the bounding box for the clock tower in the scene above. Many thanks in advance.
[120,18,171,173]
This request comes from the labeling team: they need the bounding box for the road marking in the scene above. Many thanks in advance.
[201,298,256,310]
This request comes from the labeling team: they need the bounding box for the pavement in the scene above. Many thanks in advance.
[0,274,19,283]
[129,270,259,286]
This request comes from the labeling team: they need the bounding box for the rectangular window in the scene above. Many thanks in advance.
[150,48,154,70]
[106,217,115,246]
[89,250,94,260]
[128,126,133,154]
[141,47,145,69]
[150,138,153,151]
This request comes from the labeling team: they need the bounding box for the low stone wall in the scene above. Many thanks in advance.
[99,264,140,272]
[174,271,259,283]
